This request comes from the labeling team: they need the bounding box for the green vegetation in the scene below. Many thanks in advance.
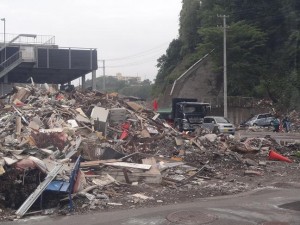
[85,76,152,100]
[153,0,300,110]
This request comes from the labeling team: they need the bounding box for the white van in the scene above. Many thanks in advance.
[202,116,235,135]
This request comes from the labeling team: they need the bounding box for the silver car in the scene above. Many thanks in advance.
[202,116,235,135]
[245,113,275,127]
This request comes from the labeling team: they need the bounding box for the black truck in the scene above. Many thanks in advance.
[158,98,211,132]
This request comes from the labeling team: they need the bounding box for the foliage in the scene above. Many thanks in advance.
[153,0,300,110]
[119,85,152,100]
[85,76,153,100]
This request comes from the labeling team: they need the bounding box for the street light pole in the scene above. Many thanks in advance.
[1,18,5,61]
[103,60,105,91]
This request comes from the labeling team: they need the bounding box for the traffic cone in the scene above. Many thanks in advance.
[268,150,293,163]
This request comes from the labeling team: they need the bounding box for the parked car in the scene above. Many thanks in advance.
[202,116,235,135]
[242,113,275,127]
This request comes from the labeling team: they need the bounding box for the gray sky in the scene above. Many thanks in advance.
[1,0,182,82]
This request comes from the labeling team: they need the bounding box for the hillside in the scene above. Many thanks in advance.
[153,0,300,111]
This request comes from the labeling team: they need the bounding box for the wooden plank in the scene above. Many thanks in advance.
[126,101,144,112]
[12,87,31,102]
[16,116,22,135]
[104,162,151,170]
[80,159,119,167]
[92,170,160,183]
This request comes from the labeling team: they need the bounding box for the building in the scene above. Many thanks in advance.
[0,33,98,94]
[115,73,141,83]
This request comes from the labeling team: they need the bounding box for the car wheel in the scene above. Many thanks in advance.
[212,126,220,134]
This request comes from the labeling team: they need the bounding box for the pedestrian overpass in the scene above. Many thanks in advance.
[0,33,97,89]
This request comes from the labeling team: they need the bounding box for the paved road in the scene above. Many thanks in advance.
[4,183,300,225]
[237,130,300,143]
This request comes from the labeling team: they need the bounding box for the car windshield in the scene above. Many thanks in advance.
[248,116,256,121]
[215,117,230,123]
[183,105,207,114]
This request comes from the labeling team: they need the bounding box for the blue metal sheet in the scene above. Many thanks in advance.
[60,182,70,192]
[45,180,64,191]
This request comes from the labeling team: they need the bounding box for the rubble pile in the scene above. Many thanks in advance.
[288,110,300,132]
[0,85,299,220]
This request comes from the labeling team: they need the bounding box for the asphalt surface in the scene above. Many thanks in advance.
[4,183,300,225]
[237,130,300,143]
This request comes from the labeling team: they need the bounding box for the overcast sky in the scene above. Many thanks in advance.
[1,0,182,83]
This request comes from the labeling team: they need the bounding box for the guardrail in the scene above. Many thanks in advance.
[0,51,23,78]
[0,51,22,70]
[201,96,255,108]
[0,33,55,45]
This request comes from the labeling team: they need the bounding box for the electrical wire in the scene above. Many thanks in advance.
[106,55,158,68]
[103,42,169,61]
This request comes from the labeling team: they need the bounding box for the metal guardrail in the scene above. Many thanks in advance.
[37,46,97,50]
[0,51,22,70]
[170,49,214,96]
[0,33,55,45]
[0,51,22,78]
[201,96,255,108]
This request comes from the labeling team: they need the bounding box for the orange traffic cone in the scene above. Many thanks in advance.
[268,150,293,163]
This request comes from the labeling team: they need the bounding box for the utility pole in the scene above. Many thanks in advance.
[98,60,106,91]
[218,15,229,118]
[102,60,105,91]
[1,18,5,61]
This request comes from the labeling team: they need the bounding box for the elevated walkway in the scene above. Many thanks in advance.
[0,33,97,84]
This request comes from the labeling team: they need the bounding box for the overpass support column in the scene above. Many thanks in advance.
[81,75,86,90]
[4,75,8,83]
[92,70,96,91]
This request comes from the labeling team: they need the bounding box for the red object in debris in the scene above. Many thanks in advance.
[121,122,130,130]
[15,102,25,107]
[268,150,293,163]
[84,170,95,175]
[153,99,158,111]
[120,130,128,140]
[56,93,64,100]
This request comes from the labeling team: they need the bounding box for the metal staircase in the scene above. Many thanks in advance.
[0,51,23,79]
[0,34,39,80]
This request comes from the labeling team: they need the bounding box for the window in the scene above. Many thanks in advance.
[215,117,229,123]
[258,115,264,119]
[204,118,213,123]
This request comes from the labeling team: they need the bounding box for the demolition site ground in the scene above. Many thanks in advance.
[0,86,300,221]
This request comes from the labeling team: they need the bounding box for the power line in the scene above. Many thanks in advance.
[104,42,169,61]
[106,56,158,68]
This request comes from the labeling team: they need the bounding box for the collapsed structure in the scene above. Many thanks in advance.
[0,85,299,220]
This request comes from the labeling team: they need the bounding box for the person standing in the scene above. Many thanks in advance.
[272,117,280,132]
[282,116,290,132]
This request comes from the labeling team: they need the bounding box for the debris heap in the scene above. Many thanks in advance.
[0,85,299,220]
